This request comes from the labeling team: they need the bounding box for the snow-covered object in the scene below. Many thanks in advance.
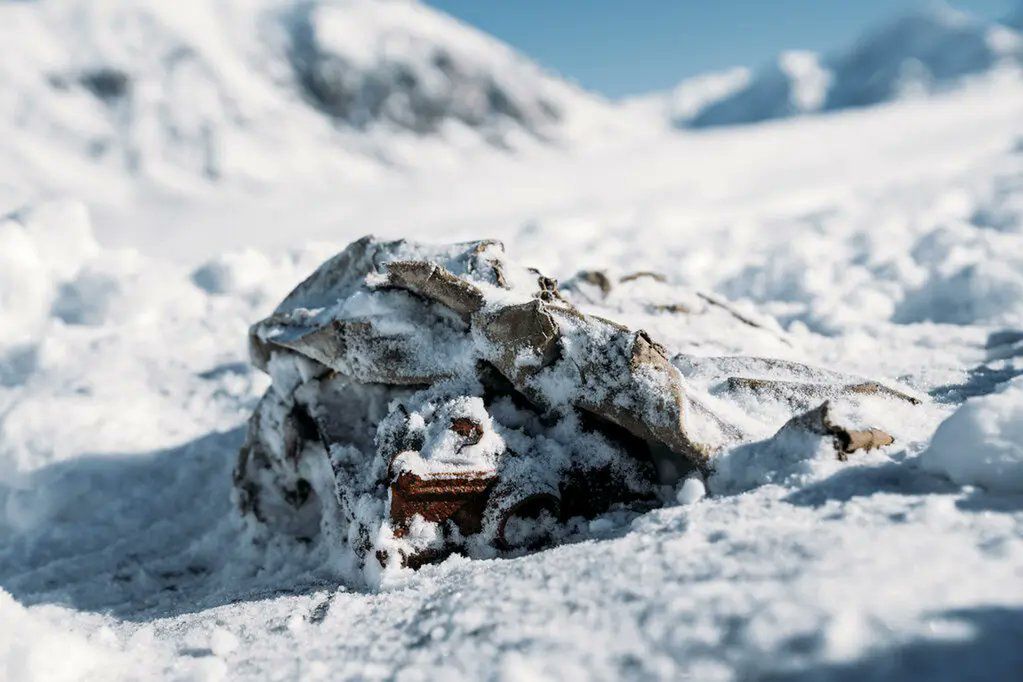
[920,376,1023,493]
[688,5,1023,128]
[0,0,612,188]
[238,236,912,578]
[4,73,1023,677]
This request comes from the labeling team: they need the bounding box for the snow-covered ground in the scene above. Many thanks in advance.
[3,1,1023,680]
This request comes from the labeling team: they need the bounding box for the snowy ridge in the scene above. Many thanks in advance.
[688,4,1023,127]
[623,66,750,124]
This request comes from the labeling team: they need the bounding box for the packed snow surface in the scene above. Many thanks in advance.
[3,1,1023,680]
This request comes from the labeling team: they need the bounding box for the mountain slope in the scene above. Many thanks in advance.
[623,66,750,124]
[688,5,1023,128]
[0,0,614,194]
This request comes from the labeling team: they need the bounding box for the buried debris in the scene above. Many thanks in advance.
[235,237,914,576]
[778,401,895,461]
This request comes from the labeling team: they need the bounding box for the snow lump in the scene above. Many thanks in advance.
[921,375,1023,493]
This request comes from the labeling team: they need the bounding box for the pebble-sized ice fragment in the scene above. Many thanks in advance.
[676,474,706,505]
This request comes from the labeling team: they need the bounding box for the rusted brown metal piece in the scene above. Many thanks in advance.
[450,417,484,445]
[389,470,497,538]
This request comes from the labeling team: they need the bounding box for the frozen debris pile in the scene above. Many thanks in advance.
[237,237,918,581]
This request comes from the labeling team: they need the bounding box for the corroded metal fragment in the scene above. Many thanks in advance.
[390,470,496,537]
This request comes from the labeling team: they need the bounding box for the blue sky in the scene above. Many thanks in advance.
[424,0,1016,97]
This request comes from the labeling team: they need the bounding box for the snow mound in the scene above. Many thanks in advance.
[0,202,99,349]
[893,218,1023,326]
[718,162,1023,332]
[0,202,340,475]
[689,5,1023,128]
[0,588,188,682]
[920,376,1023,492]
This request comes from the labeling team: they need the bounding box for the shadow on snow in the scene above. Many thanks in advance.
[0,428,340,621]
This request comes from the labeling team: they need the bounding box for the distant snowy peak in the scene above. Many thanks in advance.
[688,5,1023,128]
[824,5,1022,109]
[685,52,830,128]
[0,0,610,188]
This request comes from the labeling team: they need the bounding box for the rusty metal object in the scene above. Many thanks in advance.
[450,417,484,445]
[487,488,561,551]
[389,470,496,537]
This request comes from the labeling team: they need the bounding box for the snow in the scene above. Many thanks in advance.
[688,4,1023,128]
[675,473,706,505]
[623,66,750,125]
[0,588,115,682]
[921,376,1023,492]
[1,0,1023,679]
